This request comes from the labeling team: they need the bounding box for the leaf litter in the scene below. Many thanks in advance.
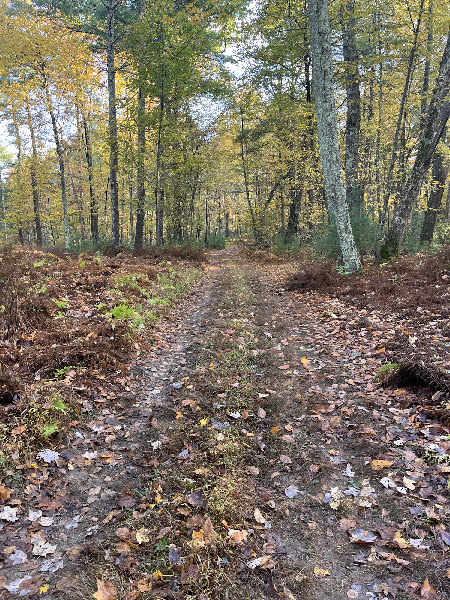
[1,248,450,598]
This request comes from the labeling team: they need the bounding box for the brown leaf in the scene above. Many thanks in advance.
[11,425,26,435]
[247,466,260,475]
[156,526,171,540]
[115,527,130,539]
[0,485,12,500]
[339,518,357,530]
[278,364,290,370]
[258,407,267,419]
[280,455,292,464]
[203,517,216,542]
[93,579,118,600]
[254,507,266,524]
[65,546,83,558]
[103,510,120,524]
[123,592,140,600]
[242,409,249,419]
[187,490,207,507]
[228,529,248,545]
[137,579,152,592]
[187,514,203,527]
[177,506,191,516]
[116,542,130,553]
[118,495,135,509]
[421,577,438,598]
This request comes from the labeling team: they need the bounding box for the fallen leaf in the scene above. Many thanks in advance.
[118,495,135,509]
[228,529,248,545]
[123,592,140,600]
[347,591,359,598]
[258,407,267,419]
[247,466,260,475]
[93,579,118,600]
[156,526,171,540]
[187,490,207,507]
[0,485,12,500]
[348,529,377,544]
[11,425,26,435]
[301,357,310,365]
[136,528,151,544]
[344,463,355,477]
[278,364,290,370]
[285,485,300,498]
[370,459,393,470]
[137,578,152,592]
[420,577,438,598]
[254,507,266,524]
[313,567,330,577]
[339,518,357,530]
[37,449,60,463]
[0,506,18,522]
[247,555,272,569]
[280,455,292,464]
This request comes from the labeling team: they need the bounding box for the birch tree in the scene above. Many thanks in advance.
[307,0,361,272]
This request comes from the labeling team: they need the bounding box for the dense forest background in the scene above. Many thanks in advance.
[1,0,450,264]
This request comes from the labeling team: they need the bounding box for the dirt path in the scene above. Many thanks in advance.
[1,250,448,600]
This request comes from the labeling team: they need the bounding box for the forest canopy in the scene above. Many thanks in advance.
[0,0,449,266]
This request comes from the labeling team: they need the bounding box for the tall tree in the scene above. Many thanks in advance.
[341,0,361,212]
[307,0,361,272]
[383,27,450,256]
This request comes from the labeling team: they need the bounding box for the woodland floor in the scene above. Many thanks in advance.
[1,246,450,600]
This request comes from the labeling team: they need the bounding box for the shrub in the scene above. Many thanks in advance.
[205,233,226,249]
[314,211,378,258]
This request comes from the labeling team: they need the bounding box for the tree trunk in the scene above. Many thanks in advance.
[341,0,361,212]
[379,0,425,233]
[134,84,146,250]
[286,188,302,238]
[307,0,361,272]
[134,0,146,251]
[155,69,164,247]
[420,130,448,243]
[79,102,98,242]
[107,0,120,249]
[383,27,450,255]
[44,81,70,250]
[25,101,43,247]
[239,110,258,242]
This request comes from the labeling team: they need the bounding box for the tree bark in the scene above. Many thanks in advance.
[134,0,146,251]
[43,79,70,250]
[420,130,448,243]
[383,27,450,255]
[341,0,361,212]
[79,102,98,242]
[107,0,120,249]
[307,0,361,272]
[25,101,43,247]
[286,187,302,238]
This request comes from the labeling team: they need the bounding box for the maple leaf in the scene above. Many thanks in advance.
[93,579,118,600]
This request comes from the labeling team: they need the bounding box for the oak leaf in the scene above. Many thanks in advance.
[93,579,118,600]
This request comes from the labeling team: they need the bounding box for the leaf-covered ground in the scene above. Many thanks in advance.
[1,247,450,600]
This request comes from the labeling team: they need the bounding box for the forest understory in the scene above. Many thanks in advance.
[1,246,450,599]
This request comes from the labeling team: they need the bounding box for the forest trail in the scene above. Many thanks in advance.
[1,249,449,600]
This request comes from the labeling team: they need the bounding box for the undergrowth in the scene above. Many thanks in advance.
[0,245,204,471]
